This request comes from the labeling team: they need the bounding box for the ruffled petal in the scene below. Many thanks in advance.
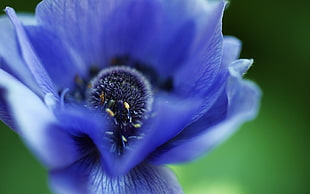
[50,162,182,194]
[169,3,228,123]
[154,0,226,78]
[174,1,226,98]
[229,59,254,78]
[0,69,80,169]
[5,7,58,98]
[0,15,40,95]
[151,60,261,164]
[221,36,242,67]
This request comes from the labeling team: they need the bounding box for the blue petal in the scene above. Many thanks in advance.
[101,0,226,78]
[36,0,123,67]
[229,59,254,77]
[151,60,261,164]
[50,162,182,194]
[0,69,80,169]
[24,26,88,89]
[172,36,244,123]
[147,90,227,162]
[5,7,58,98]
[170,90,228,141]
[0,87,16,130]
[171,7,228,123]
[101,94,204,176]
[174,1,226,98]
[51,105,127,175]
[103,0,196,77]
[56,94,205,176]
[36,0,225,79]
[0,15,41,95]
[52,105,111,159]
[222,36,242,67]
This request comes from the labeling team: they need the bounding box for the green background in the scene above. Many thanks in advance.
[0,0,309,193]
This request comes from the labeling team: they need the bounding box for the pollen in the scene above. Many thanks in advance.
[133,123,142,128]
[105,108,115,117]
[99,92,105,105]
[124,101,130,110]
[122,135,128,143]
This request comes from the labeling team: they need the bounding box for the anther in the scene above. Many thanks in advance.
[99,92,105,105]
[106,108,115,117]
[133,123,142,128]
[105,131,114,135]
[124,101,130,110]
[122,135,128,143]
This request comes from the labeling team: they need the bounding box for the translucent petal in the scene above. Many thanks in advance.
[0,87,16,130]
[5,7,58,98]
[0,15,40,95]
[151,60,261,164]
[0,69,79,169]
[222,36,242,67]
[174,1,226,98]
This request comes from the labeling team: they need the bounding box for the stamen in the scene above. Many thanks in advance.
[122,135,128,143]
[105,131,114,135]
[124,101,130,110]
[106,108,115,117]
[87,66,153,155]
[133,123,142,128]
[99,92,105,105]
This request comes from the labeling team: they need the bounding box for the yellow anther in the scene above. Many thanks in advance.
[99,92,105,105]
[87,83,92,88]
[124,101,130,110]
[122,135,128,142]
[105,108,115,117]
[133,123,142,128]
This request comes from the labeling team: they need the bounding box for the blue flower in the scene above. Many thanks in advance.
[0,0,261,193]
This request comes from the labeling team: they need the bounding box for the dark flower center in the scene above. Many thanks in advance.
[62,56,172,156]
[87,66,153,155]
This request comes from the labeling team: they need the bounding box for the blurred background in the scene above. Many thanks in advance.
[0,0,309,193]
